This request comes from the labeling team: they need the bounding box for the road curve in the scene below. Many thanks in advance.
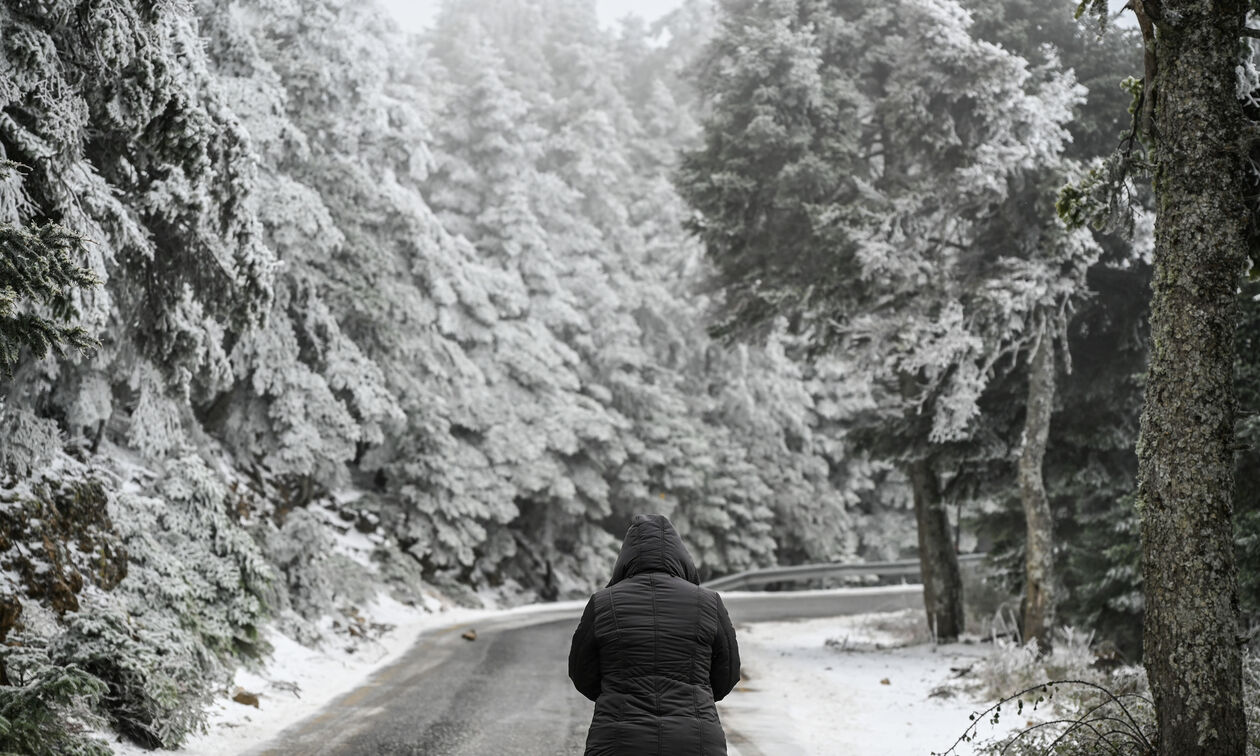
[252,585,924,756]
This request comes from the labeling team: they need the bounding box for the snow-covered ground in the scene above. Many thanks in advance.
[720,609,1018,756]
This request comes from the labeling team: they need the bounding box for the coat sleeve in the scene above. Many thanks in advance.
[568,595,601,701]
[709,593,740,701]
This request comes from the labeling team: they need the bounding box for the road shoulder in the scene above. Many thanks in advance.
[719,609,1014,756]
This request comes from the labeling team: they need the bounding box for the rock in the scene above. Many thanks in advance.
[233,690,261,708]
[342,607,369,638]
[354,511,379,534]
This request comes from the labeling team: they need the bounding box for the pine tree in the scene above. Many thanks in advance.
[677,0,1083,640]
[949,0,1148,651]
[1131,1,1249,751]
[1069,1,1255,750]
[0,0,276,450]
[426,0,872,582]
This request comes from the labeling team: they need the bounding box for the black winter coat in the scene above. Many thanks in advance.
[569,514,740,756]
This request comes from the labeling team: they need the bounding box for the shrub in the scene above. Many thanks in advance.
[57,454,278,748]
[970,627,1138,702]
[112,455,274,659]
[0,635,111,756]
[264,506,378,643]
[937,626,1154,755]
[0,409,61,479]
[948,641,1260,755]
[936,679,1155,756]
[54,593,211,749]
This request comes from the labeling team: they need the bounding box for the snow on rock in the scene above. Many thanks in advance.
[720,609,1020,756]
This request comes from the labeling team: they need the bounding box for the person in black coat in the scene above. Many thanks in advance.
[568,513,740,756]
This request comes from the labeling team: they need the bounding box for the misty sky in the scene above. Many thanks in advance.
[380,0,686,31]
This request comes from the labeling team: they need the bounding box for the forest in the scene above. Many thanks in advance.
[2,0,1259,753]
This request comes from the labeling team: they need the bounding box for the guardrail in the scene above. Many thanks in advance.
[701,552,989,591]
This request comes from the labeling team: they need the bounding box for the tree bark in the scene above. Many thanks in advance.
[1019,333,1056,652]
[907,457,964,642]
[1139,3,1248,754]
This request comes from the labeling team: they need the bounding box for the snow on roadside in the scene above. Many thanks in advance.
[106,593,582,756]
[720,609,1020,756]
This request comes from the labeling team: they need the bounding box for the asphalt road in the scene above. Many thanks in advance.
[252,586,924,756]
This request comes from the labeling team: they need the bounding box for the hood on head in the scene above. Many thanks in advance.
[607,513,700,587]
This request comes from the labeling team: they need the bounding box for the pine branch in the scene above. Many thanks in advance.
[0,223,101,376]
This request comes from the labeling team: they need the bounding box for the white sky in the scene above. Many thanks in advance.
[379,0,687,32]
[382,1,1136,34]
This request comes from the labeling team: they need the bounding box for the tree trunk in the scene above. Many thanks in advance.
[907,457,964,642]
[1019,333,1056,652]
[1139,3,1248,754]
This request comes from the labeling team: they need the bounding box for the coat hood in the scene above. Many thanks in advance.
[608,513,700,586]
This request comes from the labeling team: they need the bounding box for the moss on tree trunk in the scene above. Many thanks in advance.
[1139,2,1248,753]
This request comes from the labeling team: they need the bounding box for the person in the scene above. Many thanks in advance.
[568,513,740,756]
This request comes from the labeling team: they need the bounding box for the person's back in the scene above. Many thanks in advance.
[569,514,740,756]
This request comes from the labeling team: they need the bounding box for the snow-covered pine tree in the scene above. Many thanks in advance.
[0,219,100,476]
[433,0,877,580]
[421,12,625,587]
[0,0,276,454]
[952,0,1146,649]
[196,0,405,497]
[678,0,1085,640]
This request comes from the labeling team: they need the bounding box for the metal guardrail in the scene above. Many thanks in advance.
[701,552,989,591]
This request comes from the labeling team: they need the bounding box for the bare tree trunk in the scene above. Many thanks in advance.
[1138,3,1248,753]
[907,457,963,642]
[1019,333,1056,652]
